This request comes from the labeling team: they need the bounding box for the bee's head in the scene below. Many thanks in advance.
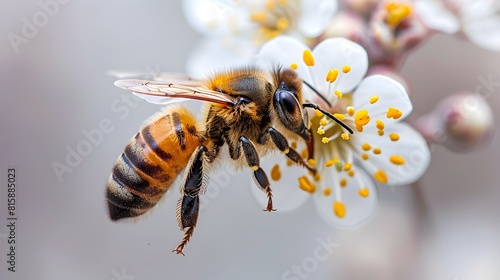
[273,69,310,141]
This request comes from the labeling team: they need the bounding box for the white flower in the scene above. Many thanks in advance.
[253,36,431,227]
[415,0,500,51]
[182,0,337,76]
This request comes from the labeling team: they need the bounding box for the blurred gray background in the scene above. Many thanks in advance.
[1,1,499,279]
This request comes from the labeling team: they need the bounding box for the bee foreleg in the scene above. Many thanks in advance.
[237,136,276,212]
[173,146,208,256]
[259,127,316,174]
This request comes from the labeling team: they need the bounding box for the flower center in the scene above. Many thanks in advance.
[250,0,298,41]
[384,1,413,27]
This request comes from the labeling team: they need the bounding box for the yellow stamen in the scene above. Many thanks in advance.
[362,143,371,151]
[361,153,369,160]
[373,148,382,155]
[348,170,355,177]
[320,118,328,126]
[308,159,317,167]
[301,149,308,159]
[325,160,334,167]
[341,133,349,140]
[358,187,369,197]
[289,63,298,70]
[276,17,289,31]
[333,157,342,172]
[287,158,293,166]
[339,178,347,187]
[299,176,316,193]
[334,201,346,218]
[385,2,412,27]
[370,96,379,104]
[291,141,297,149]
[342,65,351,74]
[389,155,405,165]
[322,137,330,144]
[334,90,343,99]
[317,127,325,135]
[374,170,388,184]
[314,173,321,182]
[333,113,345,121]
[389,133,400,141]
[378,129,385,136]
[303,50,314,66]
[354,109,370,132]
[346,106,355,116]
[315,109,323,117]
[343,162,352,171]
[323,187,332,196]
[271,164,281,181]
[250,12,266,22]
[387,107,403,119]
[376,120,385,130]
[266,0,276,9]
[326,69,338,83]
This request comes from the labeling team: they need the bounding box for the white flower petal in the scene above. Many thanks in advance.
[311,38,368,94]
[186,37,257,78]
[183,0,254,36]
[250,152,310,212]
[352,75,413,121]
[298,0,337,37]
[313,167,378,228]
[354,123,431,186]
[462,10,500,51]
[414,0,460,34]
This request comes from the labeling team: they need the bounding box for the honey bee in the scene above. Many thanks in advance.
[106,67,352,255]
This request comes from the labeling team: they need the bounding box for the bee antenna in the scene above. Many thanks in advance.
[302,80,332,108]
[303,103,354,134]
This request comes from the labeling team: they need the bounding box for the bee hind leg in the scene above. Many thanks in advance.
[173,146,210,256]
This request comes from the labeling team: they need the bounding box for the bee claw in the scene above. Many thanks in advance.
[263,208,277,212]
[172,247,186,256]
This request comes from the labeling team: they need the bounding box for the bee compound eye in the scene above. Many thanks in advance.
[276,91,302,129]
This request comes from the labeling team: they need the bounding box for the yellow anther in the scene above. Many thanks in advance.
[376,120,385,130]
[271,164,281,181]
[333,157,342,172]
[374,170,388,184]
[378,129,385,136]
[308,158,317,167]
[317,127,325,135]
[301,149,308,159]
[303,50,315,66]
[320,118,328,126]
[339,178,347,187]
[291,141,297,149]
[346,106,355,116]
[287,158,293,166]
[325,160,334,167]
[266,0,276,9]
[289,63,298,70]
[385,2,412,27]
[314,173,321,182]
[326,69,338,83]
[362,143,371,151]
[361,153,369,160]
[341,133,349,140]
[343,162,352,171]
[278,0,288,4]
[387,107,403,119]
[250,12,267,22]
[373,148,382,154]
[358,187,369,198]
[389,133,400,141]
[348,170,355,177]
[342,65,351,74]
[323,187,332,196]
[333,113,345,121]
[334,201,346,218]
[276,17,289,31]
[322,137,330,144]
[315,109,323,117]
[354,109,370,132]
[370,96,379,104]
[389,155,405,165]
[334,90,343,99]
[299,176,316,193]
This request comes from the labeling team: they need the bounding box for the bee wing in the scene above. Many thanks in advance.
[114,79,236,106]
[108,71,202,86]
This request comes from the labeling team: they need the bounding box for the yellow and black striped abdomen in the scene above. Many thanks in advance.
[106,106,205,220]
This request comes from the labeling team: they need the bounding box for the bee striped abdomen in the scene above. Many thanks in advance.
[107,107,205,221]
